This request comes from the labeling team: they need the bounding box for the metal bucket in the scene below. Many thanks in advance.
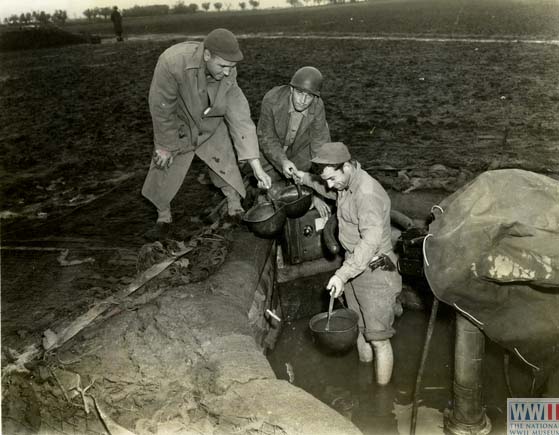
[309,308,359,352]
[242,201,287,238]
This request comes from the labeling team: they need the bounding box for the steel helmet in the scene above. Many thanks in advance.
[290,66,323,97]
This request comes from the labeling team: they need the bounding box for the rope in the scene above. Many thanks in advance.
[422,234,433,267]
[430,205,444,215]
[453,303,484,327]
[514,347,540,371]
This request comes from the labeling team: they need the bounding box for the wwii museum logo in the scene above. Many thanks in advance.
[508,398,559,435]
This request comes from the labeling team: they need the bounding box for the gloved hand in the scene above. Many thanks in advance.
[153,148,173,169]
[326,274,344,298]
[312,195,330,218]
[281,159,298,179]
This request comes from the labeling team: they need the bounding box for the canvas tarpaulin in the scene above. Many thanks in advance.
[424,169,559,377]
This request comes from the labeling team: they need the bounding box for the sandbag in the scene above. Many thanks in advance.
[424,169,559,376]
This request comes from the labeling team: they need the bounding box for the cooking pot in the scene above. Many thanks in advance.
[242,201,287,238]
[276,184,313,218]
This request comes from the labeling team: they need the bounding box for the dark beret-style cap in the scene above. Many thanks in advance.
[203,28,243,62]
[311,142,352,164]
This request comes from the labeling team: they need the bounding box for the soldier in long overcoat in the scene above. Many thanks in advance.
[142,28,271,238]
[110,7,123,42]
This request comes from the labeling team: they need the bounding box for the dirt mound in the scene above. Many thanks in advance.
[0,27,91,52]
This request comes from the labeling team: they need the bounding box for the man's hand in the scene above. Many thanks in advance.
[292,169,307,185]
[326,275,344,298]
[153,148,173,169]
[312,195,330,218]
[248,159,272,190]
[281,160,298,179]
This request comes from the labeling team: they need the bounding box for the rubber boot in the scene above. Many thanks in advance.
[357,333,373,363]
[221,185,244,217]
[144,208,172,241]
[372,339,394,385]
[157,208,172,224]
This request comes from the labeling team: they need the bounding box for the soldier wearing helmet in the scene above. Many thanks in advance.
[256,66,332,217]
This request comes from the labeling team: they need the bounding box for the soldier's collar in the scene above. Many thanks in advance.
[184,42,205,70]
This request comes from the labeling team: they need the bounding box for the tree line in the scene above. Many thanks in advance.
[3,0,358,25]
[285,0,360,6]
[83,2,199,20]
[3,10,68,26]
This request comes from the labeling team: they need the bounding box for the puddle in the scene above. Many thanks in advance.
[393,403,444,435]
[267,281,530,435]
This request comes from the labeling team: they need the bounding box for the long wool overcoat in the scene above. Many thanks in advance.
[142,41,259,210]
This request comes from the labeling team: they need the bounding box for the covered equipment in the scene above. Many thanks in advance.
[424,169,559,385]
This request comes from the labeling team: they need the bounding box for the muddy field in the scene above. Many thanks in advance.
[64,0,559,40]
[1,37,557,215]
[1,0,559,434]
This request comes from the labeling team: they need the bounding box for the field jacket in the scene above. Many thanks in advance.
[257,85,330,175]
[302,162,394,283]
[148,41,259,195]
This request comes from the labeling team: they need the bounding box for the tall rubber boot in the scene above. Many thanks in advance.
[372,340,394,385]
[357,333,373,363]
[157,208,172,224]
[144,208,172,241]
[221,185,244,217]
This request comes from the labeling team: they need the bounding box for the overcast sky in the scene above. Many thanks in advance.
[1,0,286,20]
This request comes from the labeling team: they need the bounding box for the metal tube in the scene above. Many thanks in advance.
[444,312,491,435]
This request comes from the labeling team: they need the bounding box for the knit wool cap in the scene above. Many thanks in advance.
[311,142,352,165]
[203,28,243,62]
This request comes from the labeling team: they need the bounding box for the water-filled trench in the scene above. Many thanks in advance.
[266,271,534,435]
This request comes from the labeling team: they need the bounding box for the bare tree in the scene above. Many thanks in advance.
[53,9,68,24]
[83,8,94,21]
[214,2,223,11]
[37,11,50,24]
[173,1,197,13]
[91,7,101,20]
[99,7,112,20]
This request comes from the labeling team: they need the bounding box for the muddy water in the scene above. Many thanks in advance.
[268,284,534,435]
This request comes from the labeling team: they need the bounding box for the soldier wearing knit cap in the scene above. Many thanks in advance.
[142,28,271,240]
[203,28,244,61]
[294,141,402,386]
